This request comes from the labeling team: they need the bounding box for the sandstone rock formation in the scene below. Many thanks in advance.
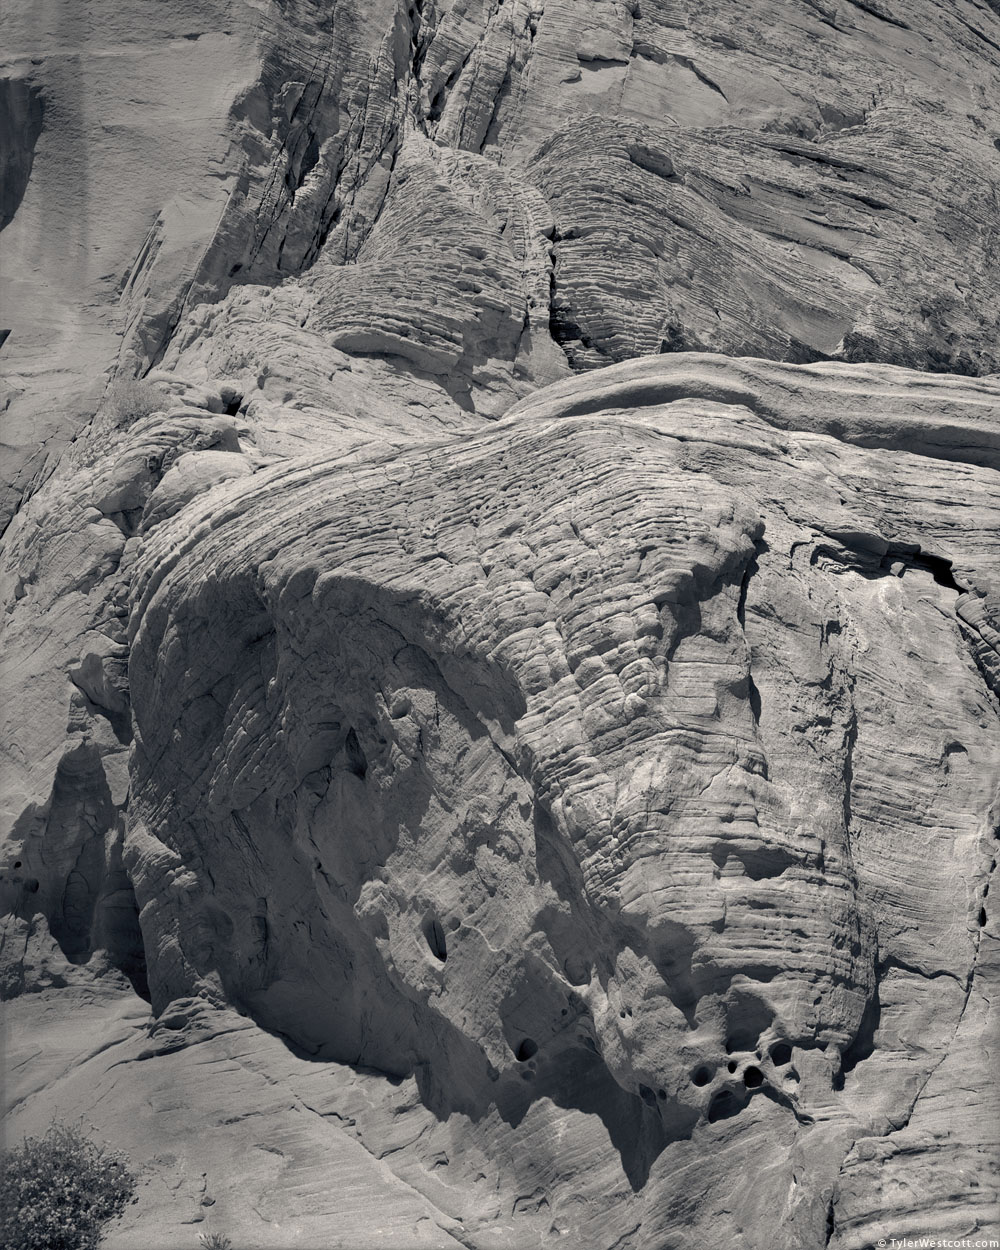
[2,1,1000,1248]
[7,0,1000,525]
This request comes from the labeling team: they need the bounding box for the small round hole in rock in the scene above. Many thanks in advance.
[692,1065,713,1087]
[515,1038,538,1062]
[770,1041,793,1066]
[727,1060,738,1074]
[13,860,21,869]
[657,1088,666,1100]
[743,1066,764,1088]
[638,1083,657,1106]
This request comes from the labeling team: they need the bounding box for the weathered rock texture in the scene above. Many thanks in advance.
[2,1,1000,1247]
[7,0,1000,525]
[3,354,998,1247]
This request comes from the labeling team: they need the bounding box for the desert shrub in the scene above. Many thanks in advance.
[0,1121,137,1250]
[102,377,162,427]
[199,1234,233,1250]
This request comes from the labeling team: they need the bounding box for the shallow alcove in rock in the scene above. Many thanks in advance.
[343,727,368,780]
[707,1089,744,1124]
[770,1042,793,1067]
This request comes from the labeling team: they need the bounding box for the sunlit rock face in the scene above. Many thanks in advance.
[7,0,1000,524]
[3,0,1000,1246]
[12,354,984,1248]
[170,0,1000,381]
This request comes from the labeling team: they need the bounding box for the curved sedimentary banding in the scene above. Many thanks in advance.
[125,368,999,1192]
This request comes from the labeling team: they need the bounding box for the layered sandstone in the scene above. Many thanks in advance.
[3,355,998,1247]
[3,1,1000,1247]
[6,0,1000,526]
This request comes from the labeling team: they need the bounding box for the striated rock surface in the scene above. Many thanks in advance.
[4,353,999,1247]
[3,0,1000,1246]
[6,0,1000,524]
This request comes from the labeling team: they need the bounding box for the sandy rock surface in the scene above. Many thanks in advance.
[6,0,1000,526]
[3,1,1000,1247]
[3,354,998,1247]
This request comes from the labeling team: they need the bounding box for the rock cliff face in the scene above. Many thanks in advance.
[7,0,1000,523]
[2,2,999,1248]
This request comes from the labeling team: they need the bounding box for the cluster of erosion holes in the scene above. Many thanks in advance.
[418,905,804,1125]
[416,909,807,1124]
[3,860,40,895]
[418,910,554,1068]
[693,1039,795,1122]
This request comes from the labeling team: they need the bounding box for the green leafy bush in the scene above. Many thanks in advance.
[0,1121,137,1250]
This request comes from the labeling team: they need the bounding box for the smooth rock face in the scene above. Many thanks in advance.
[3,1,1000,1248]
[0,0,259,529]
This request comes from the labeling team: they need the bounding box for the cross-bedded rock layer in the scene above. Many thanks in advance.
[6,355,994,1247]
[6,0,1000,527]
[4,0,1000,1245]
[175,0,1000,380]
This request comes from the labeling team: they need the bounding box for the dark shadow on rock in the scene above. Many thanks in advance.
[0,79,44,232]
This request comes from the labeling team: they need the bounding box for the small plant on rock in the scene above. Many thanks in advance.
[199,1234,233,1250]
[0,1120,137,1250]
[102,377,163,427]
